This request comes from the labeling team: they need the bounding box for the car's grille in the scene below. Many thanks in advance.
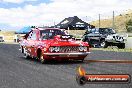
[113,36,123,41]
[59,46,79,53]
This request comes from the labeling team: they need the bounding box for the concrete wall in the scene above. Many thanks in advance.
[126,37,132,48]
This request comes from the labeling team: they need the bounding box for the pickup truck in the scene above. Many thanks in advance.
[82,28,126,49]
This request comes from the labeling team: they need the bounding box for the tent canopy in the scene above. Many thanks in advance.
[55,16,95,30]
[15,26,31,34]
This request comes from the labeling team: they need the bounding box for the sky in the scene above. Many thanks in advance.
[0,0,132,30]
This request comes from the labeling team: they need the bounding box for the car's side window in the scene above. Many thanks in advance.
[41,33,49,40]
[41,30,49,40]
[99,29,105,34]
[27,32,33,40]
[27,31,36,40]
[104,29,109,33]
[31,31,36,40]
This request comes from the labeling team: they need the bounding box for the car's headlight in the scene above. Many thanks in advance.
[83,47,87,51]
[79,46,84,51]
[49,46,60,52]
[79,46,87,51]
[107,35,113,39]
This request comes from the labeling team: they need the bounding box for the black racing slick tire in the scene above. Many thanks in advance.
[100,40,108,48]
[23,48,30,59]
[37,50,47,64]
[117,43,125,49]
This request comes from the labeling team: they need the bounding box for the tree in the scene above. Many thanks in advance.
[126,19,132,32]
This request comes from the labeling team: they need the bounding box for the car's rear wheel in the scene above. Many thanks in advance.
[21,46,24,53]
[23,48,30,59]
[100,40,108,48]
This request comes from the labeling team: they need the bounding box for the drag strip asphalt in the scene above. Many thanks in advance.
[0,43,132,88]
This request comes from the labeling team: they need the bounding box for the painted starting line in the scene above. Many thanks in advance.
[84,60,132,64]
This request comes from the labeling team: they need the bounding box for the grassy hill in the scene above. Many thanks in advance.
[0,31,15,42]
[90,10,132,32]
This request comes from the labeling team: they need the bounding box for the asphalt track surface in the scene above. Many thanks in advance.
[0,44,132,88]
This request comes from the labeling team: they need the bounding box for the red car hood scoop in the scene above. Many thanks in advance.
[51,41,81,46]
[54,35,74,41]
[50,35,82,46]
[60,35,73,40]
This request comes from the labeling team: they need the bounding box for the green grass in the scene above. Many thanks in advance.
[128,35,132,37]
[0,31,15,40]
[69,30,85,37]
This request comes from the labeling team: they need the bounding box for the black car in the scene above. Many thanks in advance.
[0,36,4,42]
[82,28,125,49]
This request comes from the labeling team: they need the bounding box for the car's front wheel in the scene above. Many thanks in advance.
[117,43,125,49]
[40,54,45,64]
[37,50,46,64]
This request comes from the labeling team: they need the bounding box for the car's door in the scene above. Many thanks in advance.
[24,30,36,57]
[29,30,37,57]
[25,31,32,56]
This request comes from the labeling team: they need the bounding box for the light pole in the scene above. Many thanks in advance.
[99,14,101,28]
[54,21,56,28]
[112,11,115,29]
[86,16,87,22]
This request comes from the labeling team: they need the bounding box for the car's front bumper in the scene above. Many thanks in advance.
[43,52,90,60]
[44,52,90,56]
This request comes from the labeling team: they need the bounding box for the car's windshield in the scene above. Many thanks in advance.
[40,29,66,40]
[108,29,116,34]
[99,28,116,34]
[86,28,99,34]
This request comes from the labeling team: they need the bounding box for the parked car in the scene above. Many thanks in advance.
[82,28,126,49]
[19,28,90,63]
[0,35,4,42]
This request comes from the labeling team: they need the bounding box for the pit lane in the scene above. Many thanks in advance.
[0,43,132,88]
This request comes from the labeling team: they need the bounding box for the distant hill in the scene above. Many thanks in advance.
[0,31,15,41]
[90,10,132,32]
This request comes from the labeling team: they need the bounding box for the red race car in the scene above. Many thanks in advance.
[19,28,90,63]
